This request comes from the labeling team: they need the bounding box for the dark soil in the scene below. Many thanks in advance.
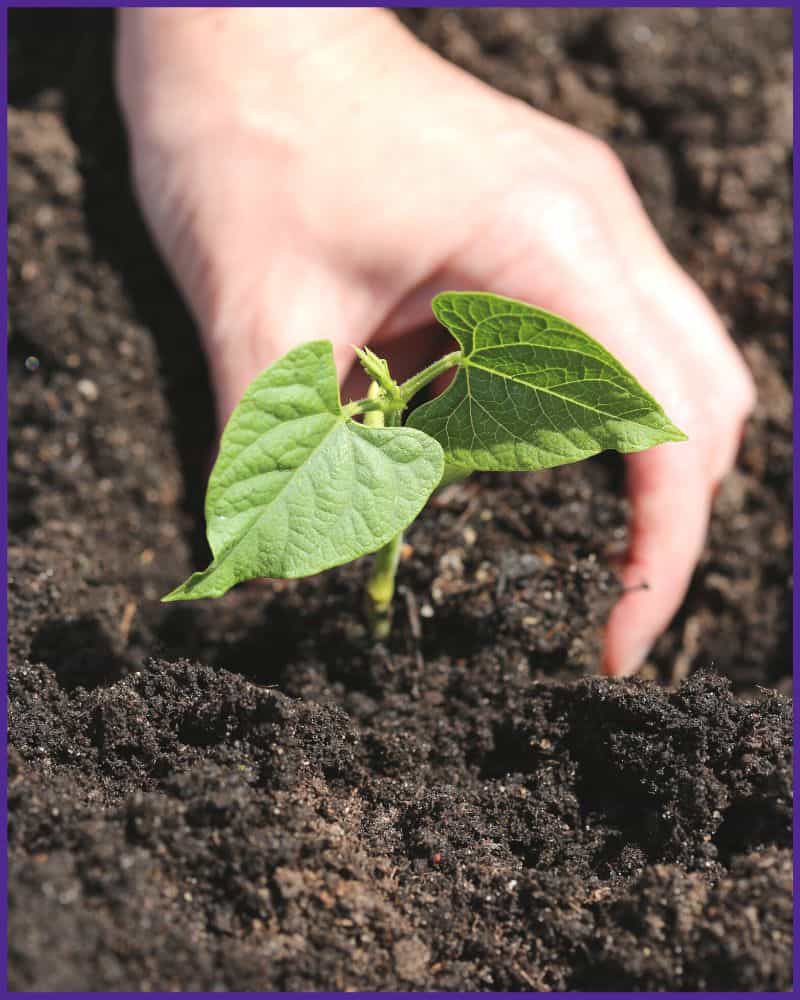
[7,8,793,992]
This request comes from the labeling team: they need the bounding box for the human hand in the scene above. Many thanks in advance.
[116,8,755,677]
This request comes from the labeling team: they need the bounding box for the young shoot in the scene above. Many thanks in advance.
[163,291,686,636]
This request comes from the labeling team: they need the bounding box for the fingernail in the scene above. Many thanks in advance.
[619,641,652,678]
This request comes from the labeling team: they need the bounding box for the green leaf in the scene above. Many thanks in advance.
[164,341,443,601]
[408,291,687,472]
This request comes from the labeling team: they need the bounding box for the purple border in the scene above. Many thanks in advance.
[5,993,788,1000]
[2,0,795,6]
[0,992,774,1000]
[2,1,796,996]
[2,5,8,996]
[792,3,799,993]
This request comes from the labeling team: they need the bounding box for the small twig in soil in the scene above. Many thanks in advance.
[541,621,566,642]
[512,963,539,990]
[400,585,424,671]
[495,500,533,539]
[119,600,137,645]
[401,585,422,642]
[671,613,703,686]
[452,492,482,534]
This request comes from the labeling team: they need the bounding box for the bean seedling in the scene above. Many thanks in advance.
[163,291,686,636]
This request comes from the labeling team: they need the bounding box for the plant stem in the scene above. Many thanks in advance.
[365,530,402,640]
[362,380,386,428]
[398,350,462,403]
[364,381,403,638]
[343,396,403,419]
[358,350,461,638]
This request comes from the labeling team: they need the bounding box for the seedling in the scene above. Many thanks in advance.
[163,291,686,636]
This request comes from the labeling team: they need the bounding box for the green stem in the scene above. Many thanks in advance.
[344,352,460,419]
[398,351,462,403]
[356,351,462,638]
[362,380,386,428]
[365,531,402,639]
[343,396,404,419]
[364,381,403,638]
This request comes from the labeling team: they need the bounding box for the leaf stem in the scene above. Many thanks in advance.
[343,396,404,419]
[398,351,462,403]
[344,351,460,419]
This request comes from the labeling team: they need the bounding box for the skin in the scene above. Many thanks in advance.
[116,9,756,677]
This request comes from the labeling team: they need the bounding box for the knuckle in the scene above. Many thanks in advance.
[579,135,629,186]
[532,178,606,251]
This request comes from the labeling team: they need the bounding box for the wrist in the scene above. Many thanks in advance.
[116,8,410,136]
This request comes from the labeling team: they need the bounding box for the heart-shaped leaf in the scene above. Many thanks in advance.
[408,291,686,471]
[164,341,443,600]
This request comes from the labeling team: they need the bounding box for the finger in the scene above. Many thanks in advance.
[207,263,365,428]
[602,445,712,677]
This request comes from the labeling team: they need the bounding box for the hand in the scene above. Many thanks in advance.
[117,9,755,677]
